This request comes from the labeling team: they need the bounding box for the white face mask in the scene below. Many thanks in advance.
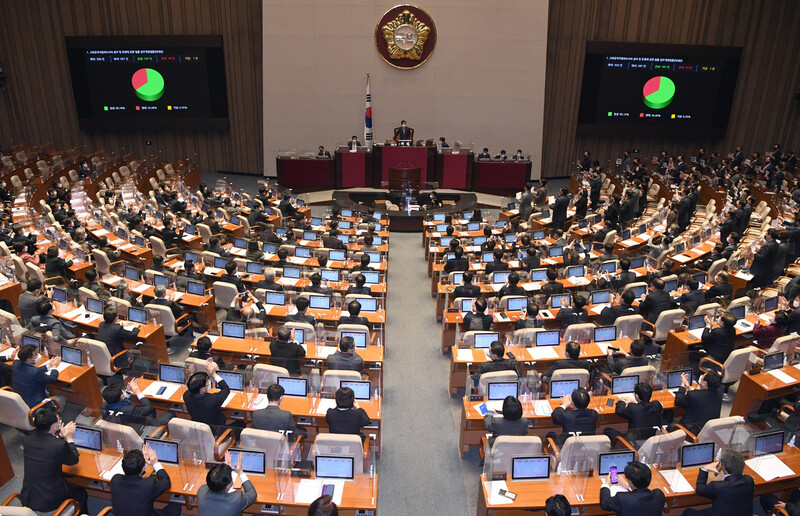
[794,300,800,308]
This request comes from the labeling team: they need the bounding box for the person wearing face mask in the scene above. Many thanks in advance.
[12,344,66,409]
[393,120,414,145]
[101,379,174,427]
[704,271,733,301]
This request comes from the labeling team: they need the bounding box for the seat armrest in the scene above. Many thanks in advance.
[546,436,561,462]
[96,507,114,516]
[53,498,81,516]
[109,260,126,268]
[479,435,488,461]
[43,275,68,286]
[1,493,21,506]
[769,508,790,516]
[362,435,371,460]
[149,426,168,439]
[213,428,235,461]
[175,313,192,333]
[29,397,60,426]
[166,246,181,254]
[699,356,724,375]
[613,435,636,451]
[671,423,697,442]
[110,349,130,373]
[0,386,11,392]
[778,404,797,423]
[370,332,377,346]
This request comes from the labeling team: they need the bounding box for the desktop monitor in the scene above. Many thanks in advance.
[73,425,103,451]
[590,290,611,304]
[185,251,200,263]
[549,246,564,258]
[629,256,645,269]
[311,217,323,226]
[329,250,346,261]
[594,326,617,343]
[440,236,453,247]
[233,238,248,249]
[506,201,516,211]
[276,227,288,237]
[532,230,546,240]
[341,331,367,349]
[338,220,352,230]
[292,328,305,344]
[186,281,205,296]
[341,380,371,400]
[362,271,380,284]
[153,274,171,288]
[246,262,263,275]
[681,442,715,468]
[598,451,636,475]
[459,298,475,313]
[337,235,350,244]
[217,371,244,391]
[492,271,510,284]
[144,438,179,464]
[295,247,311,258]
[278,377,308,397]
[355,297,378,312]
[550,294,571,309]
[467,222,480,232]
[51,287,68,303]
[512,456,550,481]
[262,243,277,254]
[265,291,286,306]
[125,267,140,281]
[621,229,631,240]
[443,253,455,261]
[373,236,383,245]
[21,335,44,353]
[763,296,779,312]
[184,225,195,236]
[541,210,551,219]
[282,266,301,279]
[128,307,148,324]
[482,252,494,263]
[134,235,145,248]
[566,265,585,278]
[60,345,83,366]
[663,279,678,293]
[320,269,340,282]
[507,297,527,312]
[600,261,618,274]
[159,363,186,384]
[76,248,87,261]
[228,448,266,475]
[366,252,381,263]
[693,272,707,285]
[221,321,246,339]
[530,269,548,282]
[451,272,464,285]
[472,236,487,246]
[497,220,508,229]
[753,430,784,457]
[230,216,240,226]
[487,382,519,401]
[729,305,746,321]
[737,257,747,270]
[638,223,647,235]
[309,296,331,310]
[674,242,686,255]
[550,379,579,398]
[611,375,638,394]
[435,223,448,232]
[212,257,229,269]
[629,285,647,298]
[763,351,784,372]
[535,331,560,347]
[463,211,474,220]
[303,231,318,241]
[315,456,355,480]
[504,234,517,243]
[473,332,499,349]
[116,228,127,240]
[579,219,588,229]
[667,369,693,389]
[433,213,446,222]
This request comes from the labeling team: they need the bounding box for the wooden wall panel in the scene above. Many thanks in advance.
[0,0,262,175]
[542,0,800,178]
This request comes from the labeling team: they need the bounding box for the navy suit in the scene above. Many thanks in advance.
[674,387,722,435]
[183,379,230,429]
[12,360,58,408]
[548,406,598,446]
[600,486,665,516]
[683,470,754,516]
[21,431,86,512]
[111,468,179,516]
[639,290,674,324]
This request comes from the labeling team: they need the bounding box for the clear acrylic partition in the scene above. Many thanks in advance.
[562,438,593,508]
[274,437,293,502]
[639,432,680,469]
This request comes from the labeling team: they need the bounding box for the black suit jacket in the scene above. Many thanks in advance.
[694,470,754,516]
[677,289,705,312]
[151,297,183,319]
[705,282,733,301]
[12,360,59,408]
[339,315,369,326]
[675,387,723,433]
[544,358,593,380]
[600,304,637,325]
[453,284,481,299]
[218,273,246,293]
[551,407,598,439]
[752,239,779,285]
[600,486,665,516]
[252,404,307,439]
[269,339,306,375]
[111,468,172,516]
[552,195,570,229]
[183,379,230,428]
[21,431,81,511]
[326,407,371,438]
[700,325,736,364]
[614,399,663,440]
[485,260,509,275]
[102,397,157,425]
[541,280,565,296]
[97,321,139,358]
[638,290,674,324]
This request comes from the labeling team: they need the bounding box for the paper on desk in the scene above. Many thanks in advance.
[122,323,139,332]
[64,306,86,319]
[142,381,181,399]
[621,239,639,247]
[104,275,123,284]
[55,362,71,373]
[601,483,630,496]
[315,346,338,359]
[659,469,693,493]
[487,480,514,505]
[534,400,553,416]
[746,455,795,481]
[207,335,220,344]
[590,304,610,315]
[672,254,690,262]
[100,458,125,480]
[0,347,14,360]
[528,346,559,360]
[132,284,149,293]
[315,398,337,415]
[736,272,754,281]
[457,349,475,362]
[118,243,135,251]
[485,400,504,412]
[251,394,269,410]
[688,328,705,340]
[542,258,556,265]
[768,369,795,384]
[570,277,591,286]
[735,320,754,331]
[83,312,103,324]
[295,479,323,504]
[279,277,300,287]
[203,267,222,275]
[594,341,614,354]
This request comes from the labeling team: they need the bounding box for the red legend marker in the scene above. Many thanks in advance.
[135,106,140,110]
[640,113,644,117]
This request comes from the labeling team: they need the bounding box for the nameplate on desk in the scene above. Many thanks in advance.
[490,472,507,481]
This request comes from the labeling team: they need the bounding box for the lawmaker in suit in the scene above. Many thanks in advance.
[183,359,230,432]
[12,344,63,408]
[20,410,87,514]
[484,396,529,442]
[463,297,494,331]
[546,387,599,447]
[325,387,371,440]
[750,228,780,287]
[453,271,482,299]
[393,120,414,144]
[682,450,754,516]
[198,456,257,516]
[551,187,570,231]
[606,339,648,375]
[674,277,705,313]
[694,312,736,369]
[674,370,722,436]
[326,336,365,371]
[218,261,247,293]
[556,294,589,328]
[474,341,520,380]
[269,325,306,375]
[252,384,307,440]
[111,445,180,516]
[518,181,534,221]
[339,299,370,326]
[638,278,674,325]
[603,382,663,443]
[151,284,184,319]
[348,136,361,150]
[285,296,317,326]
[98,307,138,369]
[601,290,638,326]
[543,341,593,381]
[102,380,174,427]
[705,271,733,301]
[600,460,665,516]
[27,299,76,342]
[18,279,44,326]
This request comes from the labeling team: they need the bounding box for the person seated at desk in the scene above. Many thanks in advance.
[325,386,371,440]
[83,267,110,300]
[183,358,232,432]
[347,274,373,297]
[256,267,283,292]
[151,284,184,320]
[352,253,375,272]
[361,234,378,252]
[609,257,636,290]
[606,339,648,375]
[206,236,229,258]
[485,248,509,275]
[545,387,598,447]
[348,135,361,150]
[512,149,525,162]
[304,272,333,296]
[340,299,369,326]
[190,335,226,370]
[244,240,263,262]
[247,205,270,231]
[599,460,665,516]
[604,382,663,443]
[546,495,572,516]
[760,489,800,516]
[28,299,76,343]
[322,229,346,250]
[521,245,541,271]
[673,370,722,436]
[20,409,87,514]
[317,145,331,158]
[44,245,72,281]
[453,271,481,299]
[203,214,223,236]
[12,344,64,409]
[639,278,675,325]
[19,279,44,326]
[674,277,705,313]
[600,290,638,326]
[287,296,317,326]
[102,380,173,427]
[270,325,306,375]
[111,445,180,516]
[753,311,788,349]
[444,247,469,273]
[484,396,528,442]
[113,279,144,307]
[705,271,733,301]
[393,120,413,144]
[253,384,307,440]
[543,341,593,381]
[218,261,246,293]
[271,248,290,269]
[463,298,493,331]
[689,312,736,374]
[682,449,753,516]
[198,456,257,516]
[421,190,442,209]
[160,217,184,248]
[98,307,138,370]
[556,294,589,328]
[326,335,365,371]
[225,294,265,326]
[541,268,565,296]
[149,255,172,276]
[477,148,491,160]
[596,242,618,263]
[13,241,39,268]
[594,220,615,243]
[494,150,508,161]
[515,300,545,329]
[438,137,450,149]
[474,340,519,379]
[498,271,525,299]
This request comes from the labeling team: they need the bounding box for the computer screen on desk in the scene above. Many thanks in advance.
[459,298,474,313]
[591,289,610,304]
[184,225,195,236]
[214,257,229,269]
[598,451,635,475]
[362,272,380,284]
[159,364,186,384]
[512,456,550,480]
[61,345,83,366]
[473,332,499,349]
[611,375,638,394]
[621,229,631,240]
[507,297,527,311]
[530,269,548,282]
[221,321,246,339]
[354,297,377,312]
[309,296,331,310]
[436,223,448,232]
[532,230,546,240]
[487,382,519,400]
[228,448,266,475]
[594,326,616,343]
[217,371,244,391]
[340,209,353,217]
[433,213,446,222]
[467,222,480,232]
[667,369,692,389]
[282,266,301,279]
[674,242,686,255]
[629,256,645,269]
[373,236,383,245]
[763,296,779,312]
[125,267,140,281]
[504,234,517,244]
[629,285,647,298]
[311,217,323,226]
[550,379,579,398]
[265,291,286,306]
[341,331,367,349]
[681,442,714,467]
[450,272,464,285]
[482,252,494,263]
[536,330,560,347]
[246,262,263,275]
[278,377,307,397]
[341,380,371,400]
[763,351,784,372]
[296,247,311,258]
[21,335,44,353]
[303,231,318,241]
[600,262,618,274]
[687,314,705,330]
[549,246,563,258]
[492,271,510,284]
[320,269,340,282]
[145,438,179,464]
[328,249,346,262]
[51,287,68,303]
[262,243,277,254]
[185,251,199,264]
[440,236,453,247]
[693,272,707,285]
[153,275,171,288]
[339,220,352,230]
[663,279,677,293]
[566,265,585,278]
[472,236,486,246]
[128,307,148,324]
[753,430,784,457]
[551,294,571,309]
[729,305,746,321]
[73,425,102,451]
[315,456,354,480]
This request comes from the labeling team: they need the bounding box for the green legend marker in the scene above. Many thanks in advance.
[608,111,613,116]
[642,76,675,110]
[131,68,165,102]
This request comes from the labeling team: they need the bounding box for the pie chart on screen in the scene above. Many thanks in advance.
[642,76,675,109]
[131,68,165,102]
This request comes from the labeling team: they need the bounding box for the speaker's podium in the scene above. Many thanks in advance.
[385,167,421,196]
